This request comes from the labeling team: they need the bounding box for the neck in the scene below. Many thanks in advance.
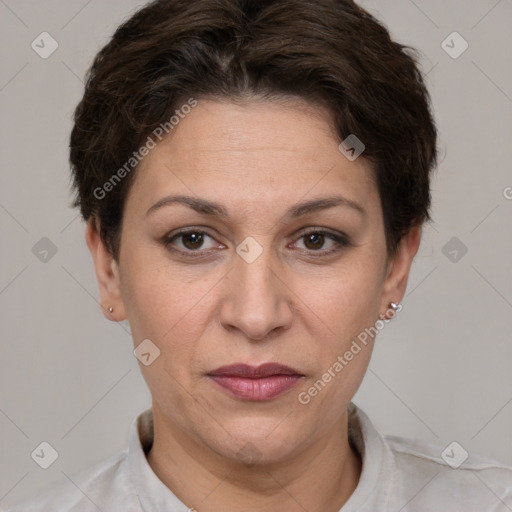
[146,406,361,512]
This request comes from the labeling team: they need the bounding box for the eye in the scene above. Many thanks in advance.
[164,229,223,257]
[163,227,350,259]
[292,229,350,256]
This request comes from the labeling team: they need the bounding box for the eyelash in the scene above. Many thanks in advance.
[163,227,351,259]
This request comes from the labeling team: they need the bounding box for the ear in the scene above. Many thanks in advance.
[85,218,126,321]
[379,225,422,318]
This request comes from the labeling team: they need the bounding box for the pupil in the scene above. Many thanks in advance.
[184,232,203,249]
[306,233,324,250]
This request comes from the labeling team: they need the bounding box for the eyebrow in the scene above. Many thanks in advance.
[145,194,366,219]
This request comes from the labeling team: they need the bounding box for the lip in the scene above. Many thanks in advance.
[208,363,303,378]
[207,363,304,401]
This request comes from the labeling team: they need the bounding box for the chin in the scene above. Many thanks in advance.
[208,417,307,466]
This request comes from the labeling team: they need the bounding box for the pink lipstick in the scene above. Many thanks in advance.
[207,363,304,401]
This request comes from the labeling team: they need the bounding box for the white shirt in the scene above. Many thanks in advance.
[4,403,512,512]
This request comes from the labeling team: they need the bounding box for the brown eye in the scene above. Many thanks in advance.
[303,232,326,250]
[181,232,205,250]
[293,229,350,256]
[164,229,220,256]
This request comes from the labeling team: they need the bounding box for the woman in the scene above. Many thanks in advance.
[7,0,512,510]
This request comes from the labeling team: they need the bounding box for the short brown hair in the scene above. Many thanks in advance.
[69,0,437,260]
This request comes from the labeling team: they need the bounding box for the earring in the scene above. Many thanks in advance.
[390,302,402,313]
[379,301,402,320]
[108,307,114,313]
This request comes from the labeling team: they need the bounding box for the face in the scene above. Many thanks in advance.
[87,97,419,465]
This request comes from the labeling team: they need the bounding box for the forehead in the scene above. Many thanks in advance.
[126,98,379,219]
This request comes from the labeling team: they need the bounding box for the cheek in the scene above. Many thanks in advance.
[296,276,378,421]
[303,258,383,336]
[293,258,382,397]
[120,260,205,414]
[119,244,187,343]
[120,246,218,374]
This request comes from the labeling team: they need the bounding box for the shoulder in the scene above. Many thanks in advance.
[3,450,141,512]
[385,434,512,509]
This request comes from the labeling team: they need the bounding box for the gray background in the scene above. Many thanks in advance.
[1,0,511,508]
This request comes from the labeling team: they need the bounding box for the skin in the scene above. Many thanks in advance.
[86,97,421,512]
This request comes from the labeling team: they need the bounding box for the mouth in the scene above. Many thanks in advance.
[206,363,305,402]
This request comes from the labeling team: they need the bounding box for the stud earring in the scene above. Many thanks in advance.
[389,302,402,313]
[379,301,402,320]
[108,307,114,313]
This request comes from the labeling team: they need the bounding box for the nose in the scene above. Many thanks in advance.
[219,242,293,342]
